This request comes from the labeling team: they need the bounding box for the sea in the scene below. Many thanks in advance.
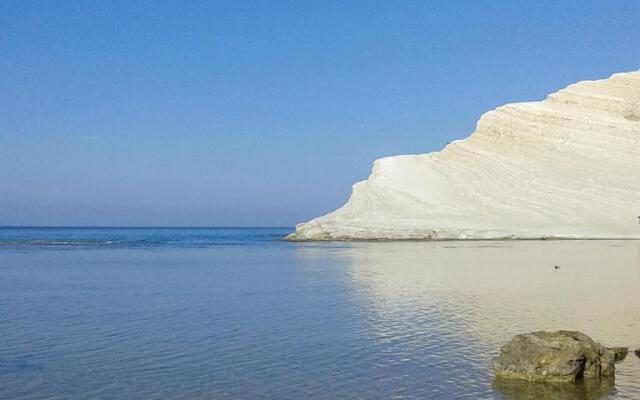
[1,227,639,399]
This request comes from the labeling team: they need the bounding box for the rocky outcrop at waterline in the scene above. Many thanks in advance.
[492,331,616,383]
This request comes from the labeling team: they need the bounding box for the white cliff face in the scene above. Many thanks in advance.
[289,70,640,240]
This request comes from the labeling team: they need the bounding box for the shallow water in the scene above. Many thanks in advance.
[1,228,639,399]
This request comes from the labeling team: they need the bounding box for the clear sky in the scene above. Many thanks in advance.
[1,1,639,226]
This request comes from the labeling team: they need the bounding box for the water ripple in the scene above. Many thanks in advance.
[1,235,639,399]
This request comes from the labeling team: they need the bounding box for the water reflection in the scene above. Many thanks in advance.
[361,241,638,341]
[2,236,639,399]
[494,377,616,400]
[297,240,640,399]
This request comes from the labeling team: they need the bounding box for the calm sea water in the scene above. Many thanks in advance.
[1,227,639,400]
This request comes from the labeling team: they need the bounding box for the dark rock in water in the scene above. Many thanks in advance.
[607,347,628,362]
[554,265,560,269]
[494,375,615,400]
[493,331,615,383]
[635,348,640,358]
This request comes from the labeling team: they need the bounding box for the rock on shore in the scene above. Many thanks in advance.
[288,70,640,241]
[492,331,615,383]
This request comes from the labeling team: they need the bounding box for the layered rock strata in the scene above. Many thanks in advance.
[289,70,640,240]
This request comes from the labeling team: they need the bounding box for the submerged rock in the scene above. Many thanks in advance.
[635,349,640,359]
[494,375,615,400]
[493,331,615,383]
[608,347,628,362]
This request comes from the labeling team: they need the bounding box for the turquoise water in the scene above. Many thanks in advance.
[1,227,639,399]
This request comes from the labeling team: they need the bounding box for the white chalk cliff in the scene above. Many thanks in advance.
[289,70,640,240]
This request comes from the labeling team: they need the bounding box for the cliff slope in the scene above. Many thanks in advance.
[289,70,640,240]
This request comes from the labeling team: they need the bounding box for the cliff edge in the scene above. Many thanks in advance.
[289,70,640,240]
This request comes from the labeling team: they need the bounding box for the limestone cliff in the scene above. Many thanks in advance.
[289,70,640,240]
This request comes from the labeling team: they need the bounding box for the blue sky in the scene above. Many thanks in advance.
[1,0,639,226]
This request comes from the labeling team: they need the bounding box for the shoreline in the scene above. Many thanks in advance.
[284,235,640,242]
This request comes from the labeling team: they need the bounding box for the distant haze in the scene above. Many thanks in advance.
[1,0,639,226]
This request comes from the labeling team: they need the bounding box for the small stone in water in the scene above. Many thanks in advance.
[608,347,628,362]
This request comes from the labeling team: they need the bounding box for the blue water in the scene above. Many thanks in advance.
[0,226,289,249]
[1,227,639,399]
